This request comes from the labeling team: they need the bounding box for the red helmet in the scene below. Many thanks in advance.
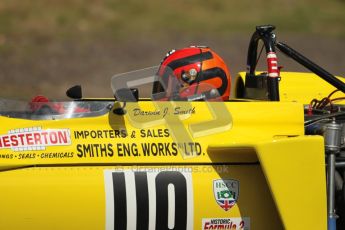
[153,46,231,101]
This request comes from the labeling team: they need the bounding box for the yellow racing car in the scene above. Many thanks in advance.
[0,25,344,230]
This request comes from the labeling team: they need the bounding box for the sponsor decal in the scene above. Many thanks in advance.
[74,128,204,158]
[73,129,128,139]
[202,217,250,230]
[213,179,239,211]
[0,127,71,151]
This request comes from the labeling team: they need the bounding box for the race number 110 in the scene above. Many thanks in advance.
[104,169,194,230]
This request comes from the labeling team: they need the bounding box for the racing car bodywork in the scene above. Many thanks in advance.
[0,25,343,230]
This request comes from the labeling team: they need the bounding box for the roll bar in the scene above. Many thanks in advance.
[246,25,345,101]
[246,25,280,101]
[276,42,345,93]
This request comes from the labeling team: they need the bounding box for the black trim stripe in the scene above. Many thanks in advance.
[202,67,229,96]
[167,51,213,70]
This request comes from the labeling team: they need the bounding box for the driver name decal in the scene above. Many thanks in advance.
[133,106,196,118]
[0,127,71,151]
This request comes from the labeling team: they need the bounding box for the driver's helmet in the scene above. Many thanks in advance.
[152,46,231,101]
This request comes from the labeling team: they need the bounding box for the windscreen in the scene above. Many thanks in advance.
[0,99,113,120]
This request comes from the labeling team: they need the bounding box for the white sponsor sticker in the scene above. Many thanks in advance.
[0,127,71,151]
[202,217,250,230]
[104,169,194,230]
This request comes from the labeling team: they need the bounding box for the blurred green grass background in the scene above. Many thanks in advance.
[0,0,344,98]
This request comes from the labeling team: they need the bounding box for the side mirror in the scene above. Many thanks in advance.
[66,85,82,99]
[114,88,139,102]
[113,88,139,115]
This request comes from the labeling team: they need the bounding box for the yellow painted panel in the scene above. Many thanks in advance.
[0,165,283,230]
